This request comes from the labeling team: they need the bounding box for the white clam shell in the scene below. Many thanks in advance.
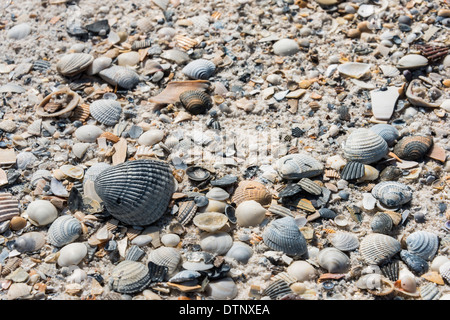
[276,153,324,180]
[86,57,112,75]
[317,247,351,273]
[26,200,58,226]
[60,165,84,180]
[397,54,428,69]
[89,99,122,126]
[439,261,450,284]
[7,23,32,40]
[225,241,253,264]
[117,51,140,67]
[74,125,104,143]
[406,231,439,261]
[206,187,229,201]
[235,200,267,227]
[57,53,94,76]
[182,59,215,80]
[57,242,88,267]
[342,128,389,164]
[14,232,46,253]
[273,39,300,56]
[329,232,359,251]
[147,247,181,275]
[138,129,165,146]
[160,234,180,247]
[205,277,238,300]
[286,261,316,281]
[200,232,233,255]
[337,62,371,79]
[359,233,401,265]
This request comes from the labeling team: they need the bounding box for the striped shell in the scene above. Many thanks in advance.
[56,53,94,77]
[225,241,253,264]
[205,277,238,300]
[369,124,399,146]
[380,260,399,281]
[179,90,212,115]
[94,160,175,226]
[182,59,216,80]
[84,163,111,182]
[176,200,198,226]
[439,261,450,284]
[420,283,442,300]
[276,153,324,180]
[262,217,307,256]
[231,180,272,206]
[206,187,229,201]
[148,247,181,276]
[359,233,402,265]
[393,136,433,161]
[14,232,46,253]
[89,99,122,126]
[406,231,439,261]
[109,260,152,294]
[48,215,82,247]
[262,279,292,299]
[297,178,322,195]
[329,232,359,251]
[342,128,389,164]
[200,232,233,255]
[371,181,413,208]
[0,193,19,222]
[317,247,351,273]
[99,66,140,90]
[168,270,202,283]
[340,161,365,180]
[370,212,393,234]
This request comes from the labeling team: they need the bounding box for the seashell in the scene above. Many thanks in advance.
[275,153,324,180]
[109,260,152,294]
[370,212,393,234]
[89,99,122,126]
[179,90,213,115]
[125,245,145,262]
[148,261,168,283]
[393,135,433,161]
[138,129,165,146]
[168,270,202,283]
[193,212,228,232]
[48,216,82,247]
[147,247,181,276]
[278,183,302,198]
[357,165,379,182]
[205,277,238,300]
[268,204,293,218]
[231,180,272,206]
[161,49,190,65]
[262,217,308,256]
[342,128,389,164]
[99,66,140,90]
[319,208,337,219]
[14,232,46,253]
[7,283,32,300]
[0,193,20,222]
[329,232,359,251]
[379,65,400,77]
[262,279,292,299]
[86,57,112,76]
[396,54,428,69]
[182,251,215,271]
[400,250,428,275]
[176,200,198,226]
[149,80,210,105]
[431,256,449,272]
[337,62,371,79]
[297,178,322,195]
[235,200,267,227]
[360,233,402,265]
[60,165,84,180]
[205,187,229,201]
[406,79,445,108]
[57,53,94,77]
[286,261,316,282]
[117,51,140,67]
[439,261,450,284]
[398,272,417,293]
[182,59,215,80]
[371,181,413,208]
[57,242,88,267]
[224,204,237,223]
[186,166,211,182]
[26,200,58,226]
[84,163,111,182]
[380,260,399,281]
[200,232,233,255]
[380,166,402,181]
[74,125,104,143]
[7,23,31,40]
[340,161,365,180]
[225,241,253,264]
[94,160,175,226]
[406,231,439,261]
[36,87,81,118]
[317,247,351,273]
[420,283,442,300]
[272,39,300,56]
[369,124,399,146]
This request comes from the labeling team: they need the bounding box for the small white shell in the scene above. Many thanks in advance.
[86,57,112,75]
[89,99,122,126]
[276,153,324,180]
[342,128,389,164]
[286,261,316,281]
[317,247,351,273]
[225,241,253,264]
[74,125,104,143]
[235,200,267,227]
[182,59,215,80]
[205,277,238,300]
[57,242,88,267]
[205,187,229,201]
[26,200,58,226]
[7,23,31,40]
[57,53,94,77]
[60,165,84,180]
[329,232,359,251]
[147,247,181,275]
[439,261,450,284]
[160,234,180,247]
[397,54,428,69]
[200,232,233,255]
[117,51,140,67]
[273,39,300,56]
[138,129,165,146]
[337,62,371,79]
[193,212,228,232]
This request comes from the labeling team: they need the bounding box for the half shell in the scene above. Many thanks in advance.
[359,233,402,265]
[340,161,365,180]
[297,178,322,195]
[337,62,371,79]
[370,212,393,234]
[99,66,140,90]
[48,215,82,247]
[405,79,445,108]
[275,153,324,180]
[200,232,233,255]
[182,59,216,80]
[231,180,272,206]
[371,181,413,208]
[7,23,31,40]
[393,135,433,161]
[193,212,228,232]
[317,247,351,273]
[89,99,122,126]
[225,242,253,264]
[36,87,81,118]
[56,53,94,77]
[262,217,307,256]
[396,54,428,69]
[176,200,198,226]
[179,90,212,115]
[406,231,439,261]
[369,124,399,146]
[329,232,359,251]
[342,128,389,164]
[272,39,300,56]
[109,260,152,294]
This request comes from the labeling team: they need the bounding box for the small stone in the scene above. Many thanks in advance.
[10,217,27,231]
[0,120,16,133]
[6,267,29,283]
[338,190,349,200]
[413,212,425,223]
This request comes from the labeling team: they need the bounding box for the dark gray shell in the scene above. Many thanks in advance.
[342,128,389,164]
[276,153,324,180]
[370,212,393,234]
[369,124,399,146]
[393,136,433,161]
[94,159,175,225]
[182,59,216,80]
[380,260,399,281]
[109,260,152,294]
[297,178,322,195]
[176,200,198,226]
[318,208,337,219]
[371,181,413,208]
[262,279,292,299]
[340,161,365,180]
[262,217,307,256]
[406,231,439,261]
[89,99,122,126]
[48,215,82,247]
[179,90,212,115]
[99,66,140,90]
[400,250,428,275]
[420,283,442,300]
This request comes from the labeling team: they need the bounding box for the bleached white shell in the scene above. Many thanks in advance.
[193,212,228,232]
[57,53,94,76]
[317,247,351,273]
[337,62,371,79]
[7,23,31,40]
[406,231,439,261]
[26,200,58,226]
[60,165,84,180]
[99,66,140,89]
[342,128,389,164]
[138,129,165,146]
[206,187,229,201]
[117,51,140,67]
[160,234,180,247]
[72,143,90,159]
[431,256,449,272]
[57,242,88,267]
[84,162,111,181]
[276,153,324,180]
[160,49,190,65]
[182,59,215,80]
[397,54,428,69]
[200,232,233,255]
[205,277,238,300]
[273,39,300,56]
[48,215,82,247]
[74,125,104,143]
[89,99,122,126]
[225,242,253,264]
[286,261,316,281]
[235,200,267,227]
[329,232,359,251]
[439,261,450,284]
[86,57,112,75]
[147,247,181,275]
[359,233,401,265]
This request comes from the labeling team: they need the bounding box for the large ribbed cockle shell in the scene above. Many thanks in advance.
[56,53,94,77]
[262,217,307,256]
[48,215,82,247]
[371,181,413,208]
[393,135,433,161]
[369,124,399,147]
[329,232,359,251]
[89,99,122,126]
[317,247,351,273]
[406,231,439,261]
[342,128,389,164]
[147,247,181,276]
[94,159,175,226]
[109,260,152,294]
[359,233,401,265]
[231,180,272,206]
[275,153,324,180]
[99,66,140,90]
[182,59,216,80]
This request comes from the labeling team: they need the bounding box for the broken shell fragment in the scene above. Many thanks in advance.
[36,87,81,118]
[193,212,228,232]
[337,62,371,79]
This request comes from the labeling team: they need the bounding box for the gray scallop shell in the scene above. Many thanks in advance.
[371,181,413,208]
[225,241,253,264]
[380,260,399,281]
[89,99,122,126]
[262,279,292,299]
[369,124,399,146]
[340,161,365,180]
[420,283,442,300]
[125,245,146,262]
[7,23,31,40]
[109,260,152,294]
[329,232,359,251]
[99,66,140,90]
[13,232,46,253]
[370,212,393,234]
[393,135,433,161]
[359,233,401,265]
[297,178,322,195]
[147,247,181,276]
[48,215,82,247]
[400,250,428,275]
[262,217,307,256]
[406,231,439,261]
[317,247,351,273]
[342,128,389,164]
[276,153,324,180]
[56,53,94,77]
[94,159,175,226]
[182,59,216,80]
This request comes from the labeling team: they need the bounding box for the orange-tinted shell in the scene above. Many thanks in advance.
[393,135,433,161]
[231,181,272,206]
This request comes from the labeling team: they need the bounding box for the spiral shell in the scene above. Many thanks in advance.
[193,212,228,232]
[342,128,389,164]
[225,241,253,264]
[369,124,399,146]
[406,231,439,261]
[359,233,402,265]
[89,99,122,126]
[317,247,351,273]
[56,53,94,77]
[231,180,272,206]
[182,59,216,80]
[340,161,365,180]
[370,212,393,234]
[109,260,152,294]
[262,217,308,256]
[94,160,175,226]
[200,232,233,255]
[329,232,359,251]
[14,232,46,253]
[48,215,82,247]
[148,247,181,276]
[99,66,140,90]
[371,181,413,208]
[275,153,324,180]
[179,90,212,115]
[393,136,433,161]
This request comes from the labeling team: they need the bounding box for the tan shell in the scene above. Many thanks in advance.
[149,80,210,105]
[231,180,272,206]
[36,87,81,118]
[193,212,228,232]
